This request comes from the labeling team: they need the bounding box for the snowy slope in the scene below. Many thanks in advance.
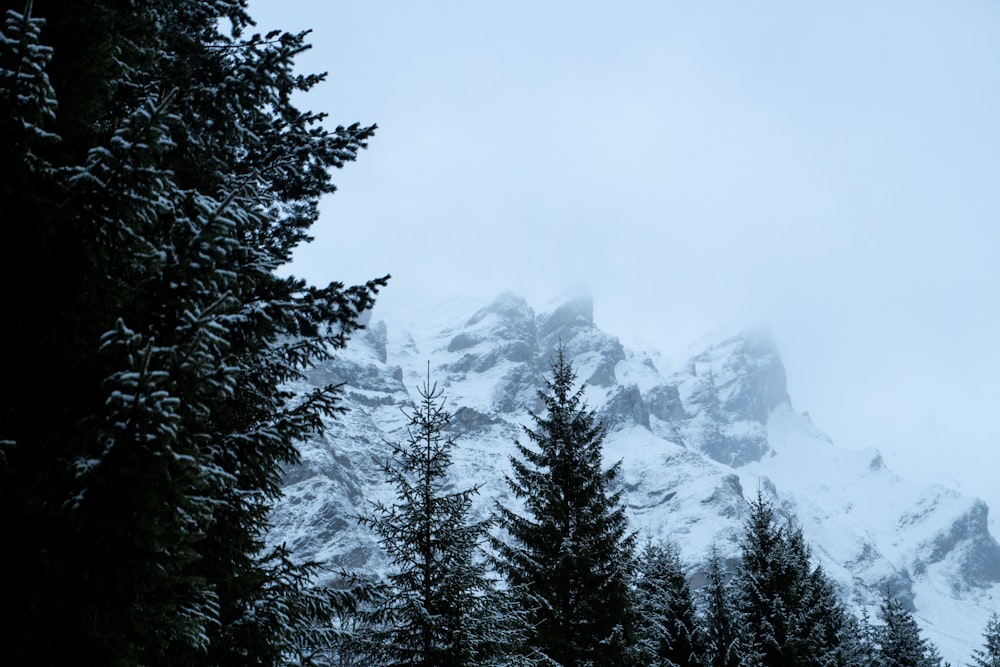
[270,292,1000,662]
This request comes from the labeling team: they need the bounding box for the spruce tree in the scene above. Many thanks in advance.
[855,609,882,667]
[972,613,1000,667]
[358,371,525,667]
[699,546,759,667]
[735,492,797,666]
[633,540,704,667]
[494,348,637,667]
[734,491,852,666]
[0,1,385,665]
[830,608,880,667]
[875,587,941,667]
[787,534,857,665]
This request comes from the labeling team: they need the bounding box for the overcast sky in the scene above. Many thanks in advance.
[249,1,1000,518]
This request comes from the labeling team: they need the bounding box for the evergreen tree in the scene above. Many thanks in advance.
[874,587,941,667]
[633,540,704,666]
[249,549,386,667]
[0,1,385,664]
[787,535,857,665]
[734,492,799,666]
[494,348,637,667]
[699,546,759,667]
[923,644,948,667]
[972,613,1000,667]
[358,372,525,667]
[734,491,851,666]
[837,609,881,667]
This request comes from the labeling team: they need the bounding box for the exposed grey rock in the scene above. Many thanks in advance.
[537,294,594,338]
[701,474,745,519]
[306,359,404,396]
[492,364,543,414]
[690,333,789,424]
[450,406,500,433]
[871,569,917,611]
[447,331,479,352]
[921,499,1000,587]
[700,421,769,467]
[646,384,687,422]
[584,346,623,387]
[364,320,388,363]
[446,293,537,374]
[602,384,651,430]
[467,291,534,327]
[660,334,793,466]
[724,333,789,422]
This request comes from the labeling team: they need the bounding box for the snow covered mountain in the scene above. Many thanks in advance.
[270,292,1000,662]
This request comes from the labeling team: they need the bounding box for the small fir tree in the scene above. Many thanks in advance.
[833,609,881,667]
[972,613,1000,667]
[494,348,637,667]
[734,491,852,666]
[735,492,800,665]
[787,536,856,664]
[875,586,941,667]
[699,546,759,667]
[633,540,704,667]
[359,370,525,667]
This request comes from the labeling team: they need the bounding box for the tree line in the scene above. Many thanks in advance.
[2,1,999,665]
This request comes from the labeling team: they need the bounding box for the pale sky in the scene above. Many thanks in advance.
[249,1,1000,520]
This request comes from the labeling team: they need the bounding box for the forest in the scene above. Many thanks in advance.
[1,1,997,665]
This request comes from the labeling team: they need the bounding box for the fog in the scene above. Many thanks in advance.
[249,1,1000,520]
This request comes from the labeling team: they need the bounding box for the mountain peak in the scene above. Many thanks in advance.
[538,292,594,336]
[688,330,790,420]
[466,291,532,326]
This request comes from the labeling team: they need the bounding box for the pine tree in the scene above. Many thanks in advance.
[494,348,637,667]
[699,546,759,667]
[734,491,852,666]
[358,371,525,667]
[735,492,798,666]
[0,1,385,665]
[835,609,881,667]
[972,613,1000,667]
[633,540,704,667]
[923,644,948,667]
[874,586,941,667]
[248,548,387,667]
[786,533,857,665]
